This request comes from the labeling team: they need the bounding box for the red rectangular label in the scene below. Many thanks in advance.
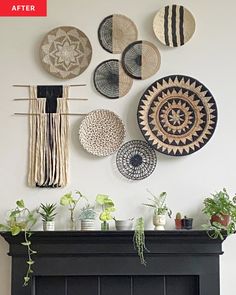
[0,0,47,16]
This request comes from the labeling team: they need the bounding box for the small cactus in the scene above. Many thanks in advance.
[175,212,182,220]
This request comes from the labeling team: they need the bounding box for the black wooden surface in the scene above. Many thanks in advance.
[0,231,224,295]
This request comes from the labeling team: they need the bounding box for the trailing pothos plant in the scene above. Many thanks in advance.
[202,188,236,240]
[0,200,38,286]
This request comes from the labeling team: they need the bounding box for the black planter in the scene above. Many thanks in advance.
[181,218,193,230]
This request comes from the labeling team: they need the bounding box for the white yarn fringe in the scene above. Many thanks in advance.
[28,86,69,187]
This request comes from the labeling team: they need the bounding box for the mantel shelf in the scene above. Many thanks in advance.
[0,230,225,256]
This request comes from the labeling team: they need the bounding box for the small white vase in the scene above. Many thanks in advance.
[43,221,55,231]
[81,219,96,231]
[153,214,166,230]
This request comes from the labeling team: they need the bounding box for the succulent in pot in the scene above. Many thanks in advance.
[202,188,236,239]
[175,212,182,229]
[38,203,57,231]
[143,190,172,230]
[79,204,97,231]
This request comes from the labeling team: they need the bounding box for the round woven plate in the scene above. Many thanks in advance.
[79,109,125,157]
[153,5,195,47]
[122,40,161,80]
[94,59,133,99]
[116,140,157,180]
[137,75,217,156]
[40,26,92,79]
[98,14,138,53]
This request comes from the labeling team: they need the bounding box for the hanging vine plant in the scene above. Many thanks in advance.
[0,200,38,286]
[133,217,149,265]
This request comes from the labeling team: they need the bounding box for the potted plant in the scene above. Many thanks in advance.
[133,217,148,265]
[96,194,116,231]
[114,218,134,231]
[143,190,172,230]
[79,204,97,231]
[0,199,38,286]
[181,216,193,230]
[38,203,57,231]
[202,188,236,239]
[60,191,86,230]
[175,212,182,229]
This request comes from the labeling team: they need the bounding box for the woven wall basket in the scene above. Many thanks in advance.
[79,109,125,157]
[94,59,133,99]
[98,14,138,53]
[40,26,92,79]
[122,40,161,80]
[153,5,195,47]
[116,140,157,180]
[137,75,217,156]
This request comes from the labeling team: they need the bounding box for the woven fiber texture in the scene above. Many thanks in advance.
[116,140,157,180]
[137,75,217,156]
[98,14,138,53]
[40,26,92,79]
[79,109,125,157]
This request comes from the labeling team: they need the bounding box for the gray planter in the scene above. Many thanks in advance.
[115,219,133,231]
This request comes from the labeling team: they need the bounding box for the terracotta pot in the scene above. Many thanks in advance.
[211,214,230,226]
[175,219,182,230]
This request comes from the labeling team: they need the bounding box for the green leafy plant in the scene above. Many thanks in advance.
[202,188,236,239]
[38,203,57,222]
[60,191,86,228]
[79,204,97,220]
[0,200,38,286]
[133,217,149,266]
[143,190,172,217]
[96,194,116,221]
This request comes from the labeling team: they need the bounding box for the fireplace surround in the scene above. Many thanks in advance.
[0,230,225,295]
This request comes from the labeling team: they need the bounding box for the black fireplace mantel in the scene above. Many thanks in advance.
[0,230,225,295]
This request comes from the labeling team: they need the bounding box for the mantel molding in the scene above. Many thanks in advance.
[0,230,224,256]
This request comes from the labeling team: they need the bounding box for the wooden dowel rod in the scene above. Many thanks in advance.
[14,113,87,116]
[13,84,86,87]
[13,98,88,101]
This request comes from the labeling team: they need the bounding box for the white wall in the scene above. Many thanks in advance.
[0,0,235,293]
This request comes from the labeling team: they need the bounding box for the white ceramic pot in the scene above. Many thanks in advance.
[115,219,133,231]
[81,219,96,231]
[153,214,166,230]
[43,221,55,231]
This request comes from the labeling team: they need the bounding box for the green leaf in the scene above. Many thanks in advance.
[96,194,109,205]
[60,193,73,206]
[11,225,21,236]
[16,199,25,208]
[0,224,9,231]
[27,260,34,265]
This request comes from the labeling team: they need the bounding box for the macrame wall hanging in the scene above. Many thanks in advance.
[28,85,69,188]
[14,84,87,188]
